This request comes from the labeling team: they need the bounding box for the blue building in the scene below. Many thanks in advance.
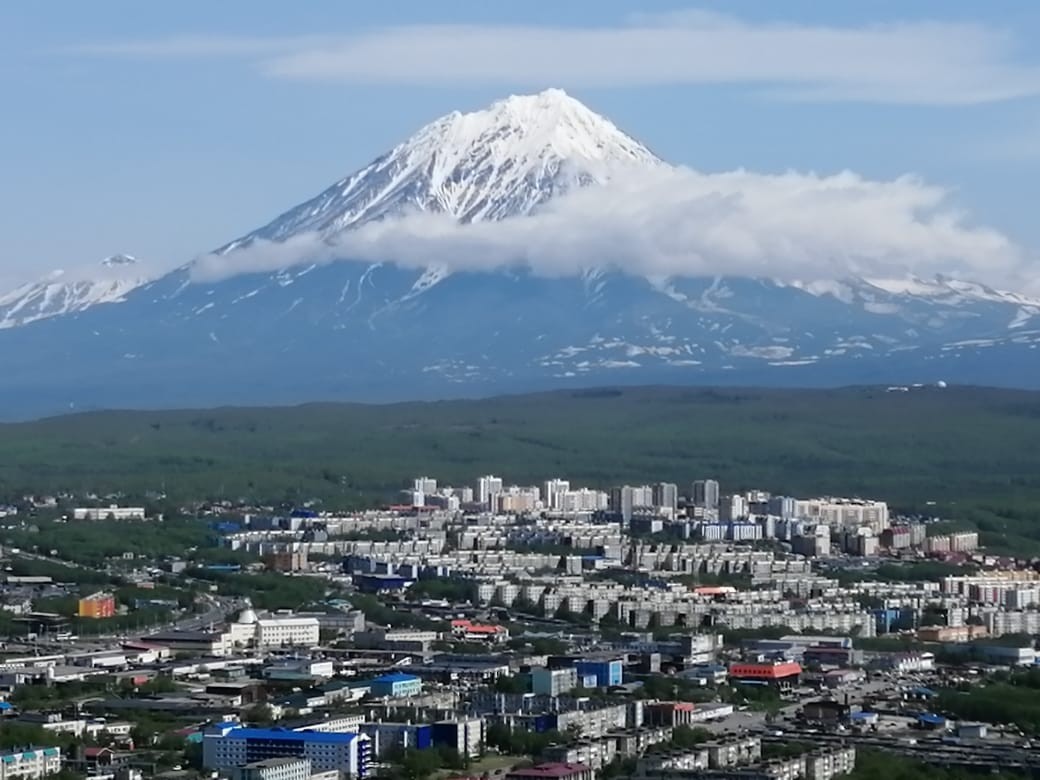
[369,672,423,698]
[574,659,623,687]
[873,607,914,634]
[360,722,432,757]
[202,724,371,777]
[352,573,415,594]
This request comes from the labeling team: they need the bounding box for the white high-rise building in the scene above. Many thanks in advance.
[691,480,720,510]
[610,485,654,523]
[719,494,749,522]
[653,483,679,517]
[477,476,504,508]
[447,486,474,504]
[496,486,541,513]
[794,498,889,533]
[559,488,609,513]
[413,477,438,494]
[544,479,571,510]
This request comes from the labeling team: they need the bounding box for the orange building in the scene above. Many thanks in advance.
[728,660,802,688]
[78,592,116,619]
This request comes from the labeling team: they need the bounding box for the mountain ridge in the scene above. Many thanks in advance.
[0,89,1037,418]
[0,254,152,330]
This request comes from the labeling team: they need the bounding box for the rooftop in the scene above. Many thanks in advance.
[148,630,223,642]
[507,763,592,778]
[244,757,310,768]
[217,727,359,744]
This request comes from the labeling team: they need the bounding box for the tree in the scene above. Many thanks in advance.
[511,595,540,615]
[242,704,274,725]
[494,674,530,694]
[384,747,444,780]
[671,725,712,749]
[527,637,568,655]
[565,722,584,743]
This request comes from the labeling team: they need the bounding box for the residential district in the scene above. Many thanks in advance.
[0,474,1035,779]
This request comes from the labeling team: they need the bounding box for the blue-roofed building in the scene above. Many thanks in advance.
[917,713,947,730]
[369,672,422,698]
[203,724,371,777]
[849,711,878,728]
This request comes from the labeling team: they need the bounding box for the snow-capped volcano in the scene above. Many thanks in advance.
[1,90,1039,418]
[219,88,662,253]
[0,254,152,329]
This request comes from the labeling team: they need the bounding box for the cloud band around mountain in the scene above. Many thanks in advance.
[191,165,1024,289]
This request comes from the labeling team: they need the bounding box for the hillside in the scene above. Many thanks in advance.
[3,386,1040,543]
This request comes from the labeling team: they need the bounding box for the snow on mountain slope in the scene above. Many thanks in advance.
[863,274,1040,308]
[787,275,1040,332]
[218,88,662,254]
[3,90,1040,418]
[0,254,152,329]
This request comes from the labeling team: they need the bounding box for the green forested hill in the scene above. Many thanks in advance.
[2,384,1039,547]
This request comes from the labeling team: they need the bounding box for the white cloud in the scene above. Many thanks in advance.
[191,165,1026,290]
[73,11,1040,105]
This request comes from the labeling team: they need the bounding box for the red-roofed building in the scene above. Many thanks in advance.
[729,660,802,689]
[505,763,593,780]
[451,619,509,644]
[693,586,736,597]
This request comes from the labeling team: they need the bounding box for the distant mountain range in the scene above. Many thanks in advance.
[0,254,149,330]
[1,88,1038,419]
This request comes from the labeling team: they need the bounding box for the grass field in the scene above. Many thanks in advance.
[1,384,1039,546]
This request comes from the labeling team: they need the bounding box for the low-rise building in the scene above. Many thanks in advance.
[706,735,762,768]
[0,747,62,779]
[431,718,484,759]
[450,619,509,644]
[574,659,623,688]
[229,757,312,780]
[728,661,801,689]
[531,667,577,697]
[368,672,423,698]
[505,763,593,780]
[203,723,371,777]
[73,505,146,521]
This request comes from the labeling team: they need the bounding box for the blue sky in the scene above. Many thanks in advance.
[2,1,1039,287]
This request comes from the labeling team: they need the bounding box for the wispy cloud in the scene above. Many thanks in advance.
[192,165,1027,291]
[72,10,1040,106]
[972,116,1040,163]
